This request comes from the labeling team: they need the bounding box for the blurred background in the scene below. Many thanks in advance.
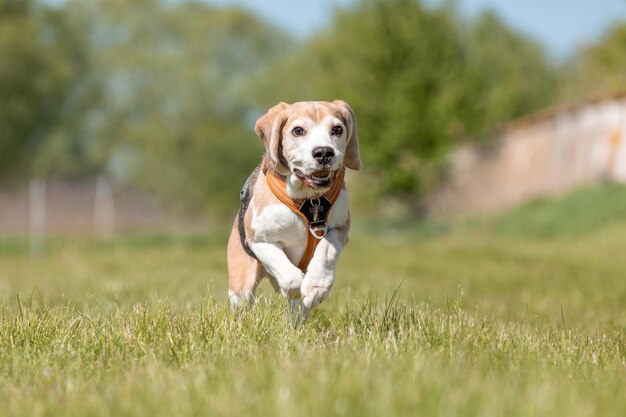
[3,4,626,414]
[1,0,626,242]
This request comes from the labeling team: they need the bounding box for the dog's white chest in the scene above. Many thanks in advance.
[251,190,349,266]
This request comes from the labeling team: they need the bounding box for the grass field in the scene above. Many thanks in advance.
[1,184,625,417]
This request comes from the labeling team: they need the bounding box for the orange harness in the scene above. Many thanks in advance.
[264,166,345,272]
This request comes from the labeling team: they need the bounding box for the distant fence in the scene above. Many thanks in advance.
[0,176,208,243]
[429,94,626,215]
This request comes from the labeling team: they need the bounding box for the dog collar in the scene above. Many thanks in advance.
[263,164,345,271]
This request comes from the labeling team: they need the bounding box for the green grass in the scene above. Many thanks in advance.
[1,185,626,417]
[495,182,626,239]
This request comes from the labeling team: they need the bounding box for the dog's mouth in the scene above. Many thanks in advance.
[293,168,337,188]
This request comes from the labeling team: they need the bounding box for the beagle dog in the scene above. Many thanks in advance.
[227,100,361,315]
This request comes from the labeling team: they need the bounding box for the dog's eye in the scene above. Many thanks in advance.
[292,127,306,136]
[331,125,343,136]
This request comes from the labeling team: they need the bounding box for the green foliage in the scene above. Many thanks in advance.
[4,0,623,216]
[255,1,556,207]
[62,0,289,213]
[453,12,557,137]
[561,22,626,98]
[0,0,87,178]
[0,0,290,214]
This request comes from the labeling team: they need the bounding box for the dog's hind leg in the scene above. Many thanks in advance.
[227,220,262,308]
[228,262,261,308]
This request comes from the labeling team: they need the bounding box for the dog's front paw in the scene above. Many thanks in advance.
[279,269,305,298]
[301,279,333,309]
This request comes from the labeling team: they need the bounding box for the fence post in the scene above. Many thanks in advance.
[95,174,115,239]
[29,178,46,257]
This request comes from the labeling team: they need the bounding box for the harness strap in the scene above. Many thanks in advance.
[264,166,345,272]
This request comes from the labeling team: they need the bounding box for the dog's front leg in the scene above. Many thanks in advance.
[249,242,304,297]
[301,226,348,309]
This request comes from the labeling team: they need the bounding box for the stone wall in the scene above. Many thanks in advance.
[429,94,626,215]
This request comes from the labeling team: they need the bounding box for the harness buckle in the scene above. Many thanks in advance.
[309,224,328,239]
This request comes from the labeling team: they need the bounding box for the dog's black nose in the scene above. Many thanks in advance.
[312,147,335,165]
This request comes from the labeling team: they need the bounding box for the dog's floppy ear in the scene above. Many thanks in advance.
[255,102,290,175]
[333,99,362,170]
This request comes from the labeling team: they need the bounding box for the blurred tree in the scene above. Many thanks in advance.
[0,0,87,179]
[64,0,291,213]
[452,12,557,139]
[561,23,626,99]
[0,0,561,217]
[254,0,556,212]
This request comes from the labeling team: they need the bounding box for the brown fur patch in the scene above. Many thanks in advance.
[281,102,336,135]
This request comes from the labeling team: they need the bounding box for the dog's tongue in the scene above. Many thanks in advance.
[312,169,331,178]
[293,168,334,188]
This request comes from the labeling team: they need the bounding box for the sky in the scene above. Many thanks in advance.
[205,0,626,58]
[43,0,626,58]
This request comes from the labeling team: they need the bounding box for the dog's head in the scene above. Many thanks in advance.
[255,100,361,189]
